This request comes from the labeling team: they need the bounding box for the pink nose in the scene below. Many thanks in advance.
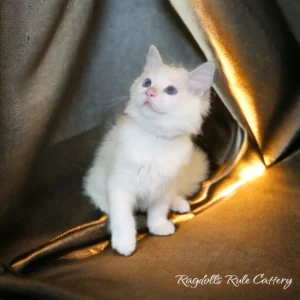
[146,87,156,97]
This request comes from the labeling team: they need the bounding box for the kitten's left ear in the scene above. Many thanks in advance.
[188,62,215,95]
[144,45,163,70]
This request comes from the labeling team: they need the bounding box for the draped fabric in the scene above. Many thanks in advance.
[0,1,299,299]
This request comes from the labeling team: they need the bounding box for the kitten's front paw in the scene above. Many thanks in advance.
[171,196,191,213]
[149,220,175,236]
[111,231,136,256]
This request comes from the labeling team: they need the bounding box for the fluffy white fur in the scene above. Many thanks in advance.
[84,46,215,256]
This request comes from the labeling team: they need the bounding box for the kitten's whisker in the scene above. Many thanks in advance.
[105,97,129,108]
[100,96,129,103]
[106,101,127,109]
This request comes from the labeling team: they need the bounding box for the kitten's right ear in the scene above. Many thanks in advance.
[144,45,163,70]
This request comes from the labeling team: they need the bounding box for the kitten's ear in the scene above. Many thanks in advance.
[144,45,163,70]
[188,62,215,95]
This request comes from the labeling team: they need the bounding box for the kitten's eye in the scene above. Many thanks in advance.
[142,78,151,88]
[165,85,177,95]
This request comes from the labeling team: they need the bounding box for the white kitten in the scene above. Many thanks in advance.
[84,46,215,256]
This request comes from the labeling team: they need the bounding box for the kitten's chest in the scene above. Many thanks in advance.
[120,127,192,178]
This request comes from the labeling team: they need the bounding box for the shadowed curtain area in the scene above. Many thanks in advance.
[0,0,300,299]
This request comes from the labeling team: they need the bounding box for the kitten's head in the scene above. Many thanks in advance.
[125,45,215,138]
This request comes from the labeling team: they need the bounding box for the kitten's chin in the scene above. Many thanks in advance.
[141,102,166,117]
[125,101,161,120]
[125,106,186,139]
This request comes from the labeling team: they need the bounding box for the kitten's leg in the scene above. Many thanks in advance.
[171,149,208,214]
[109,188,136,256]
[147,198,175,236]
[171,196,191,213]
